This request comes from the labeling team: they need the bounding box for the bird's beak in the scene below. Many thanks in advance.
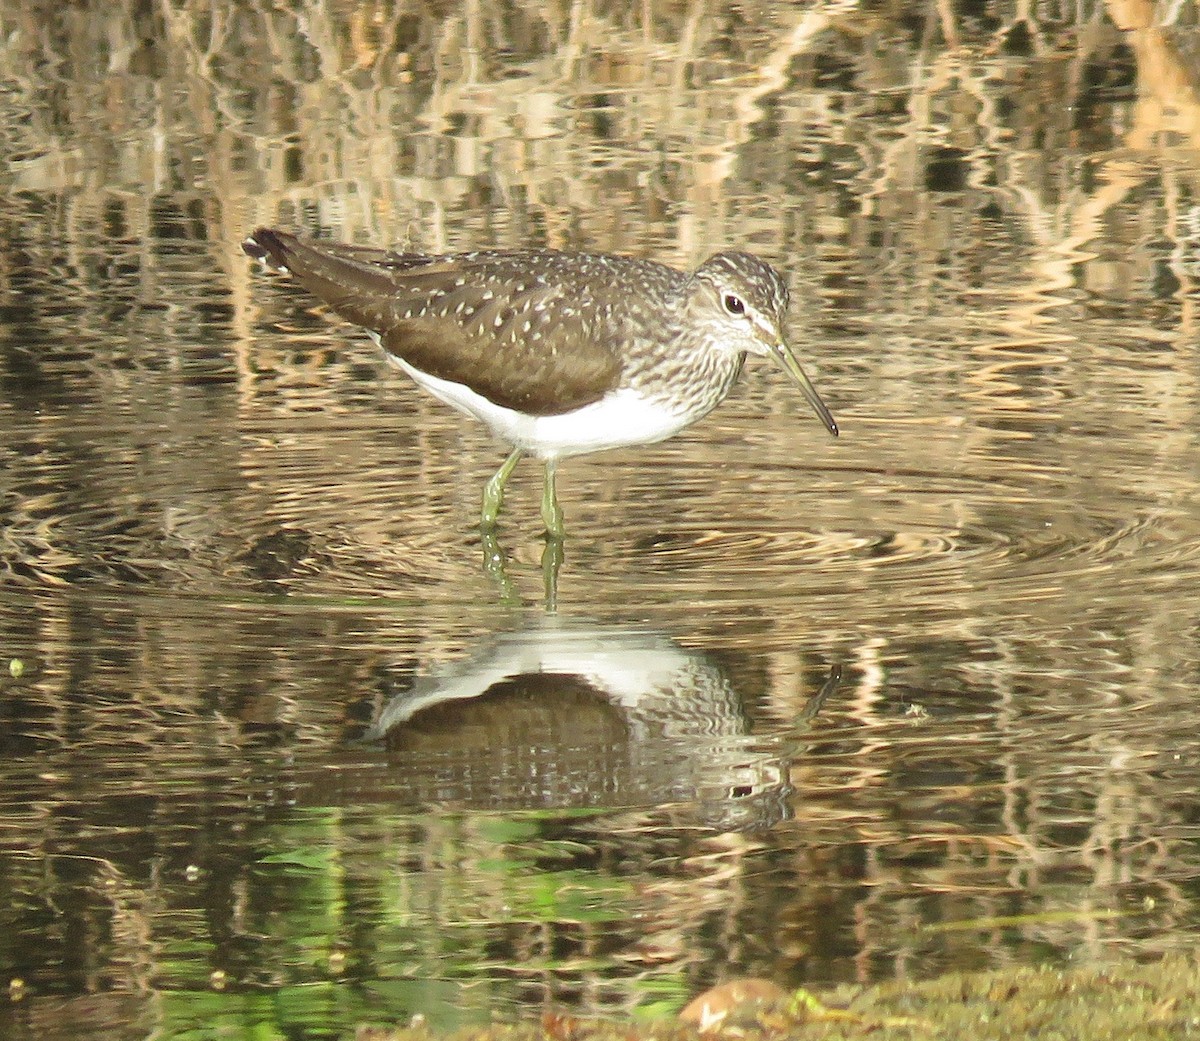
[772,340,839,437]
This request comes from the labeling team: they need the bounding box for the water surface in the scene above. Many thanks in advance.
[2,2,1200,1038]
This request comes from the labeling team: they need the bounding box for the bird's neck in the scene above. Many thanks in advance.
[634,331,747,424]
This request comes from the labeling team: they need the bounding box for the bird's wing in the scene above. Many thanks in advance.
[245,229,624,416]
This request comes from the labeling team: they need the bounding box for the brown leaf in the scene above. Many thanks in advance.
[679,978,790,1033]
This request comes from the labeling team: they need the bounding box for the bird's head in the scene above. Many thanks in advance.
[690,251,838,437]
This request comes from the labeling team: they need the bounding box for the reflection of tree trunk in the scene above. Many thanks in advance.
[1001,4,1200,338]
[707,2,862,193]
[1107,0,1200,147]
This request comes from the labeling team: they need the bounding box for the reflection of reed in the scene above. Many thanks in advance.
[4,0,1197,358]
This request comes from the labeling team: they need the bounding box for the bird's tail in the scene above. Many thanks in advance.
[242,228,399,330]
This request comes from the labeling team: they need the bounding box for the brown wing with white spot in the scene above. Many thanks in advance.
[244,228,624,416]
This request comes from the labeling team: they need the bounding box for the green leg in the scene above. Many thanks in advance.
[481,528,520,605]
[482,447,523,531]
[540,458,565,540]
[541,536,563,613]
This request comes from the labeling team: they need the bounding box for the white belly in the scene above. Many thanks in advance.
[390,356,689,459]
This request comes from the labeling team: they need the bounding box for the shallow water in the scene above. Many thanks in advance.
[2,2,1200,1038]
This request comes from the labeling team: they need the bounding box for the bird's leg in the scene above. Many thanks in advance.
[541,536,563,613]
[481,528,521,605]
[540,458,565,540]
[482,448,523,530]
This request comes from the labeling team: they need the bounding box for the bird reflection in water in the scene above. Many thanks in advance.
[481,527,564,609]
[370,617,841,830]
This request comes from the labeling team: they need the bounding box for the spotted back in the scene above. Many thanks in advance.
[245,230,701,416]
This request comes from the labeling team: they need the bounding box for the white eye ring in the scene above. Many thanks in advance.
[723,293,745,316]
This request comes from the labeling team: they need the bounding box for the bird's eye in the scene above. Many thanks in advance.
[723,293,746,316]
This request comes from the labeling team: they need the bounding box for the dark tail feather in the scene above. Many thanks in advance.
[242,228,400,331]
[242,227,298,272]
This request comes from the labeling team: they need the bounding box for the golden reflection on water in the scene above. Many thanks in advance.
[1,1,1200,1038]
